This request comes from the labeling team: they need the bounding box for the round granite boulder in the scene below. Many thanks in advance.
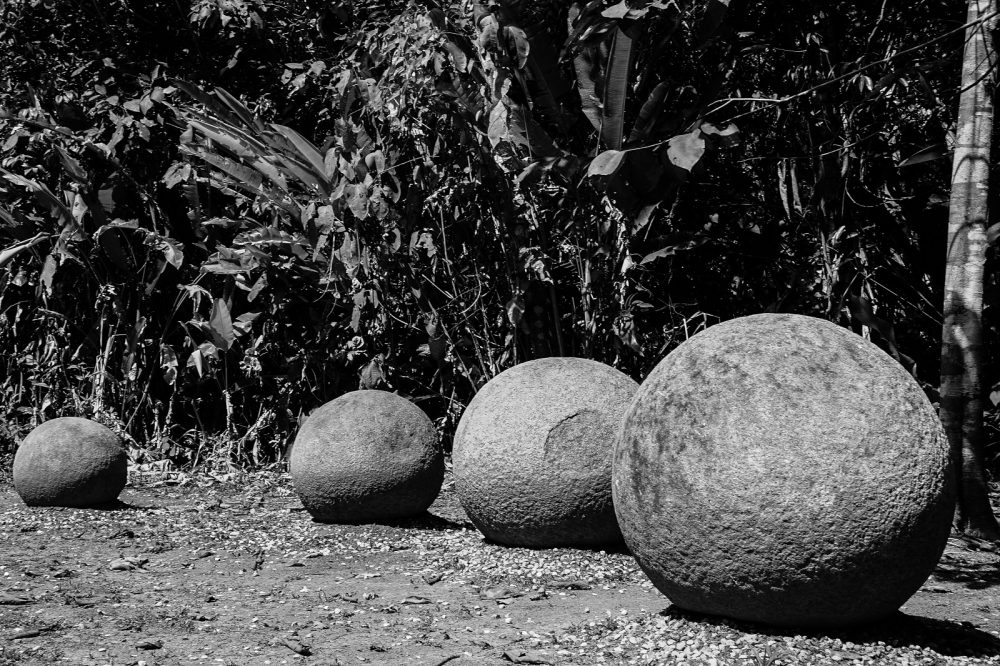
[613,313,955,627]
[13,417,127,507]
[453,357,639,548]
[290,390,443,522]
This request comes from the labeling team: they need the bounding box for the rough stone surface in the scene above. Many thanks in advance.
[613,313,955,627]
[453,357,639,548]
[290,390,443,522]
[13,417,127,507]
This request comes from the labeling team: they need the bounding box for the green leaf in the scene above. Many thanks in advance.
[988,222,1000,246]
[629,82,670,144]
[187,147,263,190]
[273,153,330,195]
[187,347,204,377]
[271,124,327,182]
[40,253,57,295]
[695,0,731,48]
[506,103,559,157]
[0,233,47,269]
[345,184,369,220]
[602,27,635,151]
[248,274,267,302]
[488,102,509,147]
[186,117,290,191]
[897,143,946,167]
[701,122,740,147]
[160,344,178,386]
[213,87,264,131]
[573,46,603,132]
[0,205,23,227]
[157,237,184,269]
[666,130,706,171]
[587,150,625,177]
[173,79,243,128]
[162,163,192,189]
[56,146,88,183]
[638,236,708,264]
[364,150,386,173]
[189,120,256,159]
[208,299,235,352]
[505,26,530,69]
[184,147,298,216]
[0,170,77,229]
[360,354,389,389]
[601,1,630,19]
[444,41,469,72]
[506,296,525,325]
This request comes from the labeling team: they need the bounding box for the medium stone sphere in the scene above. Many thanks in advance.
[13,417,128,507]
[453,357,639,548]
[290,390,443,522]
[614,313,955,627]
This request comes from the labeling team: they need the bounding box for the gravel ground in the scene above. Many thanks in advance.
[0,469,998,664]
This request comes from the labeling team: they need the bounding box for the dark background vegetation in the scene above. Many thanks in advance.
[0,0,996,469]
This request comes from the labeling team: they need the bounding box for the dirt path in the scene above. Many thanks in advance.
[1,474,1000,665]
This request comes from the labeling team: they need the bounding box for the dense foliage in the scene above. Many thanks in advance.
[0,0,997,469]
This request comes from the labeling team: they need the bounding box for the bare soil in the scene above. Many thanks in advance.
[1,472,999,665]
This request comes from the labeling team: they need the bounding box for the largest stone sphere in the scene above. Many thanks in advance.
[614,313,955,627]
[290,390,443,522]
[453,357,639,548]
[13,417,127,507]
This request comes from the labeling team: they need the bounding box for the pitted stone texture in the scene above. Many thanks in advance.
[454,357,639,548]
[613,313,955,627]
[13,417,127,507]
[290,390,443,523]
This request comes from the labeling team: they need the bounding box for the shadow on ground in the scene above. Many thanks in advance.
[21,499,152,512]
[933,551,1000,591]
[306,511,471,531]
[660,607,1000,659]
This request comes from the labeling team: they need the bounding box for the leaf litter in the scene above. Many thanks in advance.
[0,471,998,664]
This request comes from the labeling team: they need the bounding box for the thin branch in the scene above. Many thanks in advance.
[715,10,1000,124]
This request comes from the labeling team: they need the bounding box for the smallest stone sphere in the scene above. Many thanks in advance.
[290,390,444,522]
[13,417,128,507]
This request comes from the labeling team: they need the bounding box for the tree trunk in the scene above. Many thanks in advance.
[942,0,1000,540]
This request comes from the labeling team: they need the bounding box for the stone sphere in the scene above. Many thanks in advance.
[290,390,443,522]
[614,313,955,627]
[453,357,639,548]
[13,417,128,507]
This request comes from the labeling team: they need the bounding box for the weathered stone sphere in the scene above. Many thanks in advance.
[614,313,955,627]
[290,390,443,522]
[13,417,127,507]
[454,357,639,548]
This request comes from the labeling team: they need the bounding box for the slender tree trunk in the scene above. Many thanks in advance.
[943,0,1000,540]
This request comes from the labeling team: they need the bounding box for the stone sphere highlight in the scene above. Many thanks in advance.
[290,390,443,522]
[613,313,955,627]
[453,357,639,548]
[13,417,128,507]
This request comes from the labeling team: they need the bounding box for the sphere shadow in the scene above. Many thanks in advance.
[659,606,1000,659]
[21,499,151,512]
[475,534,632,554]
[932,547,1000,591]
[88,499,151,511]
[308,511,470,531]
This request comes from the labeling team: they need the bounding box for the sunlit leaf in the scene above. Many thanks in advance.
[160,344,178,386]
[666,130,706,171]
[208,299,235,352]
[587,150,625,177]
[897,143,946,167]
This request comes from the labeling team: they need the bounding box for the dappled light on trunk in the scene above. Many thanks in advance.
[942,0,1000,540]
